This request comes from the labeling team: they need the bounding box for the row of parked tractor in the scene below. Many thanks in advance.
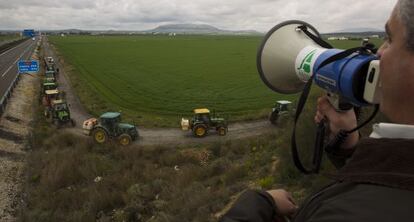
[79,100,293,146]
[40,55,139,146]
[41,56,293,146]
[82,102,292,144]
[40,56,76,128]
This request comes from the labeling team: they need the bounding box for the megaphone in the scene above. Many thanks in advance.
[257,20,381,106]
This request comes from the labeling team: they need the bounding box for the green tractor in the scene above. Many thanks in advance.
[269,100,294,125]
[45,99,75,128]
[41,82,57,95]
[82,112,139,146]
[44,70,56,82]
[181,108,228,137]
[44,57,60,74]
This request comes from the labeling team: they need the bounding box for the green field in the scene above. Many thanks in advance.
[0,34,22,43]
[49,35,383,127]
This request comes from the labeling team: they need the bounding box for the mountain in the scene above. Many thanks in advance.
[150,24,220,34]
[146,23,262,35]
[28,24,262,36]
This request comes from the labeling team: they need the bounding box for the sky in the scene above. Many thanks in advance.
[0,0,397,33]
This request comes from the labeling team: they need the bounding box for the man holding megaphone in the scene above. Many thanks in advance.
[221,0,414,221]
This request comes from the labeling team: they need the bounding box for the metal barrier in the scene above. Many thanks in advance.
[0,73,20,117]
[0,38,34,117]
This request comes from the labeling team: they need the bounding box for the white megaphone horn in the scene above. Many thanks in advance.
[257,20,381,106]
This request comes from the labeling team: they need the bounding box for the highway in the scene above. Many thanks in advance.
[0,38,38,102]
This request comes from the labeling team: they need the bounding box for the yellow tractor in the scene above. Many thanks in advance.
[181,108,228,137]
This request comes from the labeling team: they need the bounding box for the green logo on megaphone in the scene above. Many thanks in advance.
[298,49,316,74]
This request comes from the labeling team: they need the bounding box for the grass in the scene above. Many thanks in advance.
[0,34,22,43]
[49,35,297,127]
[21,107,303,222]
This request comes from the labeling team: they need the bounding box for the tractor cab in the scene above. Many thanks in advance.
[52,99,68,111]
[43,89,60,107]
[193,108,211,124]
[42,82,58,93]
[45,70,56,82]
[45,56,54,64]
[99,112,122,132]
[47,99,75,127]
[274,100,292,112]
[46,64,55,72]
[269,100,293,125]
[181,108,228,137]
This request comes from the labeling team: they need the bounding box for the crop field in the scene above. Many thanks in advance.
[49,35,383,127]
[0,34,21,43]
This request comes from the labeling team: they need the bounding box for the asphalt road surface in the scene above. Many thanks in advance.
[0,38,38,101]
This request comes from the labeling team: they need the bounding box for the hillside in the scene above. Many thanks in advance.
[147,23,262,35]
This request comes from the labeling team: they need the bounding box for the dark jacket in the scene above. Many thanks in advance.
[220,138,414,222]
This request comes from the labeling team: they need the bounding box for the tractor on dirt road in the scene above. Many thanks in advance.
[44,70,56,83]
[181,108,228,138]
[41,82,57,94]
[269,100,294,125]
[44,56,60,74]
[45,99,75,128]
[42,89,60,107]
[82,112,139,146]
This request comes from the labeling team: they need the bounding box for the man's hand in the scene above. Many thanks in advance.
[314,96,359,149]
[266,189,298,217]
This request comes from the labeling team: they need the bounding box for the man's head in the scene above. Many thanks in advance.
[398,0,414,51]
[377,0,414,124]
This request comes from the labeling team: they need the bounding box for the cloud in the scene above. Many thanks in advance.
[0,0,398,32]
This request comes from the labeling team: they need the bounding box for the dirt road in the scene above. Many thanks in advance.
[43,38,277,146]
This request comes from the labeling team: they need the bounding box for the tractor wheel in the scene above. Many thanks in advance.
[269,111,279,125]
[193,124,207,138]
[118,134,132,146]
[53,119,61,129]
[217,126,227,136]
[92,128,108,144]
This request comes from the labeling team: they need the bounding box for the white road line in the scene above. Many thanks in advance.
[1,41,34,78]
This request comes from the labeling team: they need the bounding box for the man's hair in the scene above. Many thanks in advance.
[398,0,414,52]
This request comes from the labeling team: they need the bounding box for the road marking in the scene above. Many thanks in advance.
[1,41,34,78]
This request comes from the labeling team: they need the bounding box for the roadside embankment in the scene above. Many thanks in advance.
[0,47,40,221]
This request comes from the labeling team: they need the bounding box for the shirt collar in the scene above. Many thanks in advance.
[370,123,414,139]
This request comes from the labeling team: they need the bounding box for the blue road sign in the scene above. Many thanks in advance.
[18,60,39,73]
[23,29,35,37]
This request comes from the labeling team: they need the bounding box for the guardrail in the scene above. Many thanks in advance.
[0,38,34,117]
[0,38,28,54]
[0,73,20,117]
